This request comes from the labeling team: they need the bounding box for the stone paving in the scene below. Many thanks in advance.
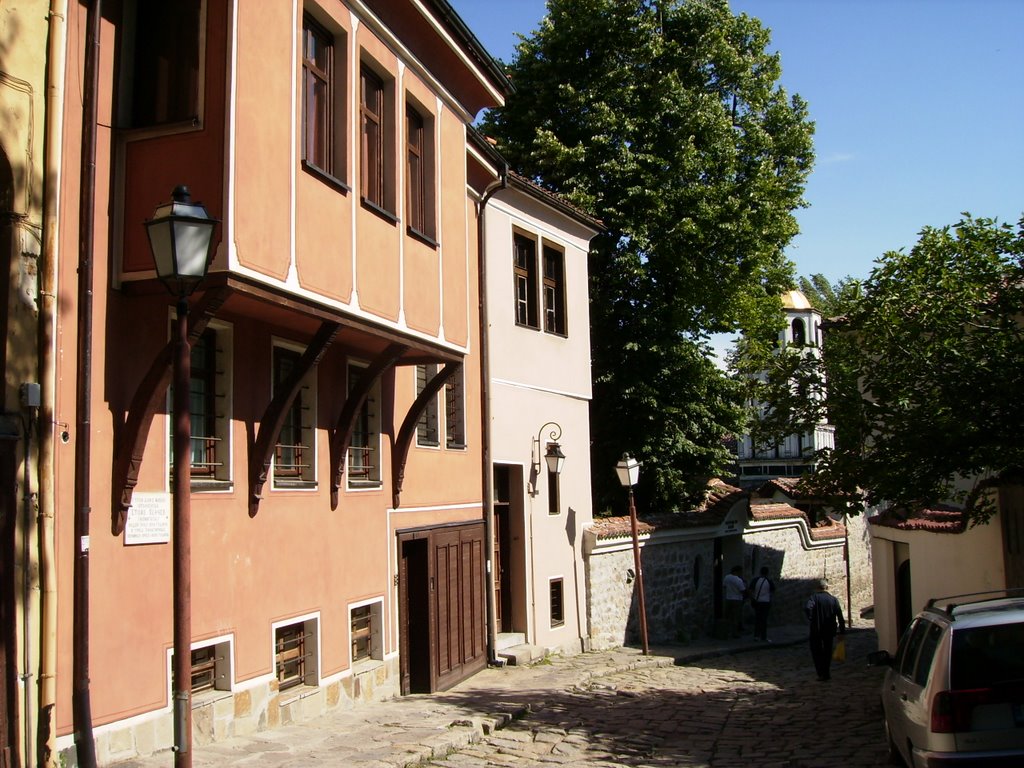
[423,629,888,768]
[112,622,888,767]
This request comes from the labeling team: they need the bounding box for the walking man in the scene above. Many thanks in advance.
[750,566,775,641]
[722,565,746,638]
[805,578,845,680]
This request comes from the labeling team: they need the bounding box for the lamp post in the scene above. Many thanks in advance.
[145,186,217,768]
[615,453,648,655]
[531,422,564,493]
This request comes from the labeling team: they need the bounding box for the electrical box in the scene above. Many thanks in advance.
[20,382,41,408]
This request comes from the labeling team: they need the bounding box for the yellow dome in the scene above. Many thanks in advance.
[781,289,813,310]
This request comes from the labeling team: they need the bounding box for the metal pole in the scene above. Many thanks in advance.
[172,298,192,767]
[627,487,649,655]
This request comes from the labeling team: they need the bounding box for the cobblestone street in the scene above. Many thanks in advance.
[425,631,888,768]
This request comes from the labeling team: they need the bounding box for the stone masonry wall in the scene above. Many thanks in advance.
[587,538,716,650]
[586,518,874,650]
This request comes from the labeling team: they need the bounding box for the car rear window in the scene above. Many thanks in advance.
[950,621,1024,689]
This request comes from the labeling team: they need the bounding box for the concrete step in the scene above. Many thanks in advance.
[495,632,526,651]
[497,643,545,666]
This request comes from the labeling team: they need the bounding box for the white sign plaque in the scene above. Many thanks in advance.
[124,492,171,545]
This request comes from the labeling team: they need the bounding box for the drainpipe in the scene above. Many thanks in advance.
[72,0,101,765]
[476,161,507,665]
[38,1,67,765]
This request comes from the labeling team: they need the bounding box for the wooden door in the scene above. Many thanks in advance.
[432,523,486,692]
[493,467,512,632]
[1,438,18,768]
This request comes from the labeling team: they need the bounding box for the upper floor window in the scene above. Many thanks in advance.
[791,318,806,346]
[171,324,232,487]
[347,363,381,487]
[405,102,436,241]
[416,364,439,447]
[542,245,567,335]
[445,369,465,450]
[117,0,203,129]
[301,13,346,181]
[359,64,395,214]
[273,346,316,486]
[513,233,538,328]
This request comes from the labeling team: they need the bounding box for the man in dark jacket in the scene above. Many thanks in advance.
[805,578,845,680]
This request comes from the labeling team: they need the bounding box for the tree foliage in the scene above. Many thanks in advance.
[753,216,1024,524]
[482,0,814,511]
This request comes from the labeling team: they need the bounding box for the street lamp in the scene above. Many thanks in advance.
[145,185,217,768]
[615,453,648,655]
[530,422,565,494]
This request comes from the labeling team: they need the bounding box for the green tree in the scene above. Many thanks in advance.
[482,0,814,511]
[755,216,1024,523]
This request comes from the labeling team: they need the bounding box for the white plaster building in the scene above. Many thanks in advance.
[479,165,601,659]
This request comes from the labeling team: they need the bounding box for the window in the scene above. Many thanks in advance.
[513,233,538,328]
[301,14,337,177]
[347,363,381,487]
[445,369,465,449]
[360,65,386,209]
[542,245,566,335]
[274,619,317,692]
[405,102,435,240]
[416,364,439,447]
[117,0,202,129]
[547,466,560,515]
[170,324,232,487]
[406,106,424,232]
[550,578,565,628]
[349,601,383,665]
[190,640,230,695]
[273,346,316,486]
[791,318,806,346]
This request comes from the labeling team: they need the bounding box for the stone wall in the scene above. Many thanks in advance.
[586,537,716,649]
[71,658,400,766]
[586,515,874,650]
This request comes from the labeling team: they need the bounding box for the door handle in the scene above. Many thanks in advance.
[900,694,908,701]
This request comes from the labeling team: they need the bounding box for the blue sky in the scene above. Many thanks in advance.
[449,0,1024,285]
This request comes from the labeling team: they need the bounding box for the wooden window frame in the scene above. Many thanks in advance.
[117,0,204,130]
[542,245,567,336]
[513,233,538,329]
[347,363,382,487]
[273,345,315,486]
[275,621,315,692]
[302,14,333,174]
[550,578,565,628]
[351,605,372,663]
[445,370,465,449]
[360,65,386,209]
[406,105,425,234]
[416,363,439,447]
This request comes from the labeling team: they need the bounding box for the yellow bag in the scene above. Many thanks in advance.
[832,636,846,663]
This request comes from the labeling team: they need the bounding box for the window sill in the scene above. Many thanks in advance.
[302,160,350,194]
[191,479,234,494]
[347,480,383,491]
[544,329,569,339]
[360,197,398,224]
[191,688,232,709]
[446,442,466,451]
[407,226,438,248]
[277,684,319,707]
[273,481,318,493]
[118,117,204,142]
[351,657,384,675]
[515,321,541,332]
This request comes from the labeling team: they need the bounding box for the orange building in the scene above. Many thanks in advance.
[48,1,511,763]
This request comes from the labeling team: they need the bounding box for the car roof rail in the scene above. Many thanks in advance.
[926,587,1024,617]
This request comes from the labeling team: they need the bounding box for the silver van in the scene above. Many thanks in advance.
[868,590,1024,766]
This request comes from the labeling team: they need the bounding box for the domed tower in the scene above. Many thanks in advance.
[736,290,835,488]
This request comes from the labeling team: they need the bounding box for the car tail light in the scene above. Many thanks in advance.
[931,687,1016,733]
